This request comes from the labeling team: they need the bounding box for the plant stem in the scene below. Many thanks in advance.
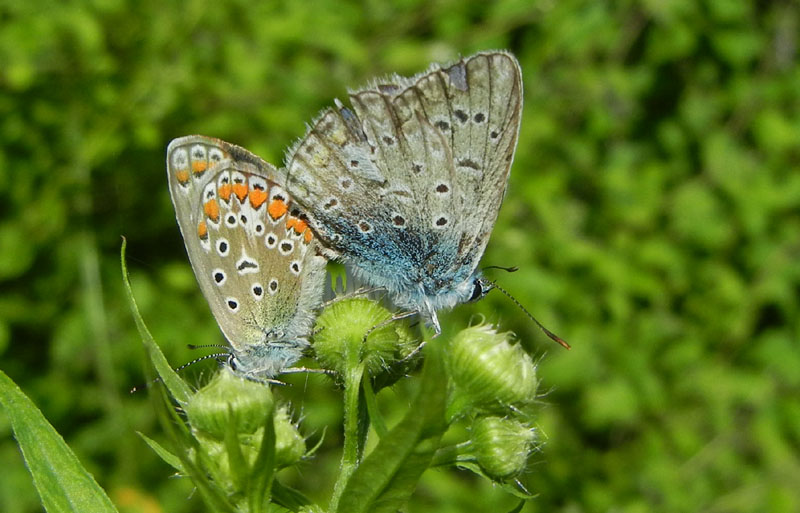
[430,442,472,467]
[329,361,365,511]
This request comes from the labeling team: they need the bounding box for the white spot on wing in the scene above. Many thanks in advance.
[172,148,188,168]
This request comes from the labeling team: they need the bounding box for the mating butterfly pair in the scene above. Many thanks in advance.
[166,51,523,380]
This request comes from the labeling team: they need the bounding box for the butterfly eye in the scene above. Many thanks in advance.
[227,354,238,370]
[467,280,485,303]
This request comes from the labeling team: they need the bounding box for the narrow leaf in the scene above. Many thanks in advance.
[0,370,119,513]
[248,404,277,513]
[223,406,249,492]
[137,432,184,473]
[361,377,387,438]
[152,382,237,513]
[120,237,193,403]
[506,499,527,513]
[455,462,535,500]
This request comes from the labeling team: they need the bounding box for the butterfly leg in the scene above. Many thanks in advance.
[428,311,442,338]
[361,310,419,342]
[282,366,336,376]
[319,286,386,310]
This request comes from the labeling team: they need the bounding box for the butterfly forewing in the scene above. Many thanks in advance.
[285,51,522,316]
[167,136,326,377]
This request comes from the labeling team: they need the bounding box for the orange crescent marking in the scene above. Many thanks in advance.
[176,169,190,184]
[286,217,298,231]
[218,184,232,202]
[192,160,208,174]
[268,199,288,220]
[293,219,308,234]
[304,229,313,243]
[197,220,208,240]
[203,199,220,222]
[233,183,248,202]
[249,189,268,209]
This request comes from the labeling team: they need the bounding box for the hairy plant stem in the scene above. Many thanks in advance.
[430,442,472,467]
[329,361,365,511]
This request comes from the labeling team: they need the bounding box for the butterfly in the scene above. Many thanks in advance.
[166,136,327,379]
[283,50,523,334]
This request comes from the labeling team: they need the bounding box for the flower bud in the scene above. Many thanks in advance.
[185,368,274,439]
[313,297,416,376]
[447,324,538,415]
[470,416,537,480]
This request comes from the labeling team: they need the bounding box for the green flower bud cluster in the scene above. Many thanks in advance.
[181,369,307,497]
[445,323,541,482]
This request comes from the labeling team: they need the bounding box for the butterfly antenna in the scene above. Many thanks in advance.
[482,265,519,273]
[187,343,229,350]
[485,279,571,350]
[129,352,229,393]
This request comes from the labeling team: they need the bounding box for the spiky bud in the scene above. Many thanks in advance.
[446,323,538,417]
[313,297,417,376]
[470,416,537,480]
[185,368,274,439]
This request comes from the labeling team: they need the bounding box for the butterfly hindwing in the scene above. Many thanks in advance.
[167,136,327,377]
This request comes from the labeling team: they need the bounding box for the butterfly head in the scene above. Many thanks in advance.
[467,275,494,303]
[225,339,308,380]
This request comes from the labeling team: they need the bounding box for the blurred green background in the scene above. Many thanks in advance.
[2,0,799,511]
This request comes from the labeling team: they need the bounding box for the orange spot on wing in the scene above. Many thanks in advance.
[176,169,190,184]
[286,217,298,231]
[304,229,313,243]
[233,183,248,202]
[218,184,232,201]
[197,221,208,240]
[249,189,267,209]
[293,219,308,234]
[203,199,220,222]
[268,199,288,220]
[192,160,208,174]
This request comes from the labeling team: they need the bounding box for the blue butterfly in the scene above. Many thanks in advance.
[284,51,522,334]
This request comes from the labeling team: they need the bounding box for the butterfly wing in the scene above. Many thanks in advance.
[285,51,522,311]
[167,136,326,376]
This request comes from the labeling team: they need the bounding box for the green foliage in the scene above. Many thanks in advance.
[0,370,118,513]
[2,0,800,512]
[126,238,532,511]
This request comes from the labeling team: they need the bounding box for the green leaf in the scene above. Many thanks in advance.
[334,340,448,513]
[120,237,193,404]
[248,403,277,513]
[506,499,527,513]
[222,406,249,492]
[362,376,387,438]
[454,462,535,500]
[153,381,237,513]
[137,432,185,473]
[0,370,119,513]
